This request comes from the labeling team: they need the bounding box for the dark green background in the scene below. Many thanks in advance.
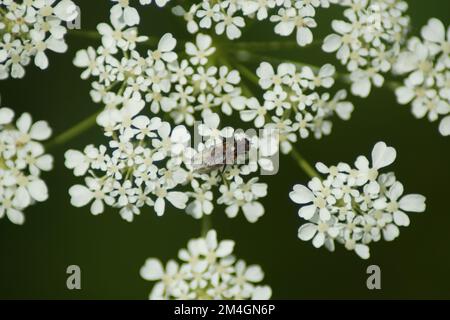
[0,0,449,299]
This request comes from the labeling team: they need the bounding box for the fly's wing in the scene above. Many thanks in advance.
[192,143,225,174]
[223,142,236,165]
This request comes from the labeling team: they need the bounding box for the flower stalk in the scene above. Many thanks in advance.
[289,147,320,179]
[200,214,212,237]
[45,111,100,150]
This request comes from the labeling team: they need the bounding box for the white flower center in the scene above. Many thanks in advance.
[386,201,399,213]
[317,222,329,233]
[314,197,326,209]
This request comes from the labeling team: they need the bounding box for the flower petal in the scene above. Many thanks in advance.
[289,184,314,204]
[140,258,164,281]
[399,194,426,212]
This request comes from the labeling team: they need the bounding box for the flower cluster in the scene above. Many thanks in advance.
[240,61,354,154]
[65,103,272,223]
[289,142,426,259]
[0,0,78,79]
[69,0,274,223]
[140,229,272,299]
[0,101,53,225]
[173,0,338,45]
[323,0,410,97]
[74,16,247,126]
[393,18,450,136]
[65,105,191,221]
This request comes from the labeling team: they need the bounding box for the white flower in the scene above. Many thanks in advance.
[66,114,191,221]
[439,115,450,136]
[355,141,396,188]
[271,6,317,46]
[290,179,335,221]
[375,181,426,227]
[185,33,216,66]
[0,103,53,225]
[69,177,114,216]
[140,258,187,299]
[301,64,335,90]
[140,230,271,300]
[74,24,248,128]
[297,219,339,250]
[71,20,271,224]
[0,0,79,79]
[177,0,333,47]
[257,62,294,90]
[420,18,450,56]
[54,0,79,21]
[394,18,449,135]
[218,177,267,223]
[243,61,354,144]
[186,180,214,219]
[322,0,410,97]
[140,0,171,7]
[153,183,188,216]
[215,7,245,40]
[111,0,141,26]
[198,111,234,143]
[67,107,268,223]
[172,4,200,34]
[240,97,270,128]
[290,141,426,259]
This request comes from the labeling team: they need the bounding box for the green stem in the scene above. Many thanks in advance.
[290,147,320,179]
[45,111,100,151]
[67,29,101,41]
[200,214,212,237]
[232,60,260,88]
[384,80,400,91]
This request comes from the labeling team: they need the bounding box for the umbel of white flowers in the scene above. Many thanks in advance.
[140,229,272,300]
[241,61,354,153]
[0,99,53,225]
[174,0,411,96]
[73,9,355,163]
[65,107,272,223]
[69,6,285,224]
[393,18,450,136]
[322,0,410,98]
[0,0,79,79]
[104,0,450,137]
[73,29,248,127]
[173,0,340,44]
[289,142,426,259]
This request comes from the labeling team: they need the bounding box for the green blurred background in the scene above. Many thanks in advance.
[0,0,449,299]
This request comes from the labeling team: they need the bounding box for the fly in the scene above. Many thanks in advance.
[191,137,251,174]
